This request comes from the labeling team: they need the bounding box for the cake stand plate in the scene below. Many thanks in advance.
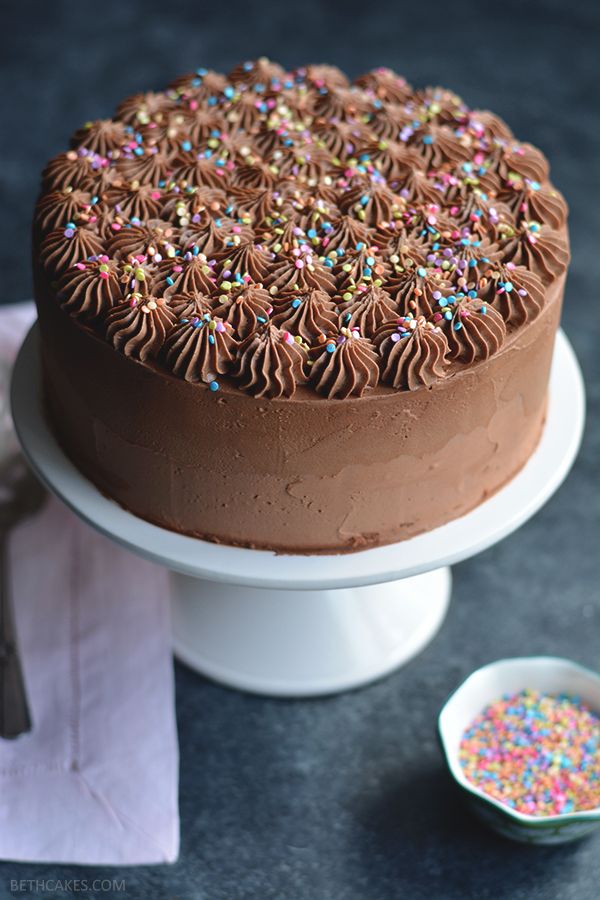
[11,325,585,696]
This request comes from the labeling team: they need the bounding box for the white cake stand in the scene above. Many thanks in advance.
[11,324,585,697]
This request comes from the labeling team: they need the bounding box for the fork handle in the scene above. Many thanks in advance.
[0,532,32,738]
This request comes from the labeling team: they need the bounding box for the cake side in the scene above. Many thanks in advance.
[35,266,564,552]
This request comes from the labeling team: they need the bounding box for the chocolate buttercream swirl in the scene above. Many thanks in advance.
[499,180,568,230]
[338,179,402,228]
[119,258,156,296]
[34,188,97,234]
[418,86,467,124]
[102,183,164,221]
[452,234,500,287]
[257,218,308,253]
[214,284,273,338]
[184,107,227,144]
[228,58,287,89]
[264,247,336,295]
[270,145,331,183]
[338,285,398,337]
[108,220,179,261]
[335,246,390,293]
[41,224,105,276]
[479,263,545,328]
[168,69,228,101]
[383,235,428,271]
[231,186,289,225]
[42,150,103,191]
[312,120,367,158]
[468,110,513,142]
[375,315,450,390]
[180,214,238,256]
[320,216,371,254]
[164,315,236,382]
[115,91,178,126]
[224,91,266,133]
[366,103,415,141]
[389,266,450,318]
[57,256,123,320]
[151,253,217,296]
[105,295,176,361]
[310,330,379,399]
[217,240,272,283]
[169,290,216,320]
[70,119,127,156]
[441,295,506,364]
[171,150,228,189]
[497,222,569,285]
[116,149,173,185]
[234,324,307,399]
[394,166,444,205]
[357,139,421,183]
[354,68,413,104]
[499,143,549,184]
[410,124,472,169]
[310,87,368,122]
[230,161,276,191]
[303,64,350,91]
[271,289,338,342]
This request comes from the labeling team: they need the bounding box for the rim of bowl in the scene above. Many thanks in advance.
[438,656,600,827]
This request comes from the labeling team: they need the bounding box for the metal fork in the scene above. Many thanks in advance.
[0,455,45,738]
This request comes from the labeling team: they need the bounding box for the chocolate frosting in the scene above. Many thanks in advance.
[35,188,97,234]
[164,315,236,382]
[70,119,127,156]
[265,249,336,294]
[42,151,101,191]
[310,331,380,399]
[105,295,176,361]
[480,263,545,327]
[338,285,398,335]
[214,284,273,338]
[390,266,450,318]
[217,240,272,283]
[151,253,217,296]
[499,180,568,230]
[354,68,412,104]
[169,290,215,319]
[57,256,123,320]
[36,59,569,401]
[234,324,307,398]
[442,296,507,364]
[41,225,105,277]
[497,223,569,285]
[271,289,338,342]
[375,316,450,389]
[108,220,179,261]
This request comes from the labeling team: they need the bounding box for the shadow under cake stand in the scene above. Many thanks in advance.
[11,324,585,697]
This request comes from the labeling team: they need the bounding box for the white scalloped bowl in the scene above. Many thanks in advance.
[439,657,600,844]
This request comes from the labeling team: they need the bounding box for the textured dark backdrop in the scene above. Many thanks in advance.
[1,1,599,898]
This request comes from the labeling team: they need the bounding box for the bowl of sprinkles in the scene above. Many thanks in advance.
[439,657,600,843]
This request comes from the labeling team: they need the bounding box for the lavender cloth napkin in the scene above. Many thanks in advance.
[0,302,179,865]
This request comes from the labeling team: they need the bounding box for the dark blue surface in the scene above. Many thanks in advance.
[1,1,599,897]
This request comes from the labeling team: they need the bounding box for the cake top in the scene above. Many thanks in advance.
[35,59,569,399]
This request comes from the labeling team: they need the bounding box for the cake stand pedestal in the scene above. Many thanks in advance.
[11,326,585,697]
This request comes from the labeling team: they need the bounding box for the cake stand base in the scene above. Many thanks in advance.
[11,324,585,698]
[170,568,451,696]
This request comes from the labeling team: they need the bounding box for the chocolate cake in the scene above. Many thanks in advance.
[33,60,570,553]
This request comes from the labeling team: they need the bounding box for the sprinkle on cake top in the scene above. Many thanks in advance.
[35,59,569,398]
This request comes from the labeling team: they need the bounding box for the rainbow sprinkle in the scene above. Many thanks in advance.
[459,689,600,816]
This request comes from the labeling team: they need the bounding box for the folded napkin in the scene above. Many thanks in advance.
[0,302,179,865]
